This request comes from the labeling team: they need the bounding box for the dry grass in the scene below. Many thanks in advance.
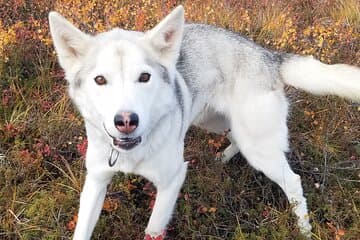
[331,0,360,29]
[0,0,359,239]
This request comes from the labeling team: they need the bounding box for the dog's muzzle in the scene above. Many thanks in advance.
[113,136,142,150]
[103,123,142,151]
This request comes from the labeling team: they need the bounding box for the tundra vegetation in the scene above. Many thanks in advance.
[0,0,359,239]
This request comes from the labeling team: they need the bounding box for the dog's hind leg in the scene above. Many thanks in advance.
[229,89,311,237]
[220,135,239,163]
[193,110,239,163]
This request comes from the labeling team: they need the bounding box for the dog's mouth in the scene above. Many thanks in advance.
[112,136,142,150]
[103,124,142,151]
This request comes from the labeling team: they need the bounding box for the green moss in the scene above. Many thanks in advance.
[24,190,57,224]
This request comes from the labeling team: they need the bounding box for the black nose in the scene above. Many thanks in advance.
[114,112,139,134]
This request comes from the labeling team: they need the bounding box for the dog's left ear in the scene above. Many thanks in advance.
[143,5,184,64]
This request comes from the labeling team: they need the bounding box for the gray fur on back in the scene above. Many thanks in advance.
[177,24,283,103]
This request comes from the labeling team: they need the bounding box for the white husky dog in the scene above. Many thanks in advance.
[49,5,360,239]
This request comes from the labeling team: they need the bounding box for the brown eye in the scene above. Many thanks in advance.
[138,73,151,83]
[94,75,106,85]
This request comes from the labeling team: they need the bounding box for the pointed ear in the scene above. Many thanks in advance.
[49,12,91,72]
[143,5,185,64]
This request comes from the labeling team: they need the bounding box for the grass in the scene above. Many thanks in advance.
[0,0,360,239]
[331,0,360,29]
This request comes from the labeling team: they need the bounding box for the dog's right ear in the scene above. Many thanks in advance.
[49,12,91,72]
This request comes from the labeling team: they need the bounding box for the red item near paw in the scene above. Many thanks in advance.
[144,230,166,240]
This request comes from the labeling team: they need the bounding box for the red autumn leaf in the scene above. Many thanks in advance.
[184,193,190,201]
[102,198,119,213]
[66,220,76,231]
[199,206,208,213]
[149,199,155,210]
[66,214,78,231]
[76,138,88,157]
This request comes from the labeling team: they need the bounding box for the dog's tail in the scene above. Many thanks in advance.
[280,54,360,102]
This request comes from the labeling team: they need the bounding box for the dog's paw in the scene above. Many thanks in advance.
[144,230,166,240]
[298,217,312,239]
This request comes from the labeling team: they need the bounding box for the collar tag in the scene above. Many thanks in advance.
[108,148,119,167]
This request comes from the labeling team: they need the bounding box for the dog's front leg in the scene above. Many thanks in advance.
[144,162,188,239]
[73,172,113,240]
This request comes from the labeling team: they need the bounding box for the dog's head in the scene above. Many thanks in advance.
[49,6,184,152]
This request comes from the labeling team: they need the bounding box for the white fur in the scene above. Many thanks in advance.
[48,12,91,75]
[49,5,360,239]
[281,55,360,102]
[142,6,184,65]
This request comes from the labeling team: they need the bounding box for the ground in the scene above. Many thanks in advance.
[0,0,359,239]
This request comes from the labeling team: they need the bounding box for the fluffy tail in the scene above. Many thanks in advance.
[280,54,360,102]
